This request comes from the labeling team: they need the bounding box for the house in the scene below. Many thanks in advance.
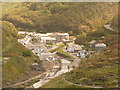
[18,31,27,34]
[78,50,86,58]
[50,33,69,42]
[18,35,31,46]
[74,44,82,52]
[66,43,75,52]
[34,33,49,37]
[89,40,97,48]
[26,43,48,56]
[66,43,82,52]
[40,37,56,43]
[39,53,55,61]
[95,43,106,51]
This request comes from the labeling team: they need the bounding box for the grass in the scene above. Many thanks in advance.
[49,43,65,53]
[57,49,74,59]
[65,44,119,88]
[40,75,85,88]
[2,21,40,87]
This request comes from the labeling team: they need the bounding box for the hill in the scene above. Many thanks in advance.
[2,21,41,87]
[2,2,118,35]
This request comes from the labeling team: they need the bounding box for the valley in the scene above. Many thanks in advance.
[1,2,119,88]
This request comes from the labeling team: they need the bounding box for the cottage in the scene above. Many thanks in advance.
[18,31,27,34]
[39,53,55,61]
[67,43,82,52]
[50,33,69,42]
[89,40,97,48]
[40,37,56,43]
[18,35,31,46]
[78,50,86,58]
[95,43,106,51]
[74,44,82,51]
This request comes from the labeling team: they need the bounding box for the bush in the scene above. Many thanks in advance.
[22,50,32,57]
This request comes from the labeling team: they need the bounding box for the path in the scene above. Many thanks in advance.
[9,72,47,87]
[63,75,103,88]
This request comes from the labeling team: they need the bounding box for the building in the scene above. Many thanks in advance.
[39,53,55,61]
[50,33,69,42]
[66,43,82,52]
[18,35,31,46]
[78,50,86,58]
[40,37,56,43]
[89,40,97,48]
[74,44,82,51]
[18,31,27,34]
[95,43,106,51]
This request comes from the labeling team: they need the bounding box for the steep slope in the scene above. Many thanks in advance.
[2,21,40,87]
[2,2,118,35]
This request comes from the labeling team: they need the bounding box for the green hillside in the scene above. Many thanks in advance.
[2,21,40,87]
[2,2,118,35]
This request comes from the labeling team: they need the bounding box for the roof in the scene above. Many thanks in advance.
[95,43,106,47]
[41,37,56,40]
[18,31,26,34]
[35,33,49,37]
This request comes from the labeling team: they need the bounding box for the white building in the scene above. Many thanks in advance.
[40,37,56,43]
[18,35,31,46]
[39,53,55,61]
[50,33,69,42]
[95,43,106,51]
[67,43,82,52]
[18,31,27,34]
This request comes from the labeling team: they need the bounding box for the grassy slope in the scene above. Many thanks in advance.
[2,21,39,86]
[41,75,85,88]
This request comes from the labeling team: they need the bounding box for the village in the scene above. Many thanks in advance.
[17,31,107,88]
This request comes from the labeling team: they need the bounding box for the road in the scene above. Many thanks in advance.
[63,75,103,88]
[32,58,72,88]
[31,46,81,88]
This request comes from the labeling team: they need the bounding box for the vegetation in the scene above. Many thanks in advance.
[57,49,74,59]
[2,21,40,87]
[40,75,85,88]
[2,2,118,35]
[49,43,65,53]
[2,2,118,88]
[22,50,32,57]
[111,15,118,30]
